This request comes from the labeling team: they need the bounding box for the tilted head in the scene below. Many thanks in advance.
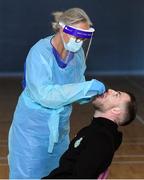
[51,7,93,33]
[92,89,137,126]
[51,8,95,54]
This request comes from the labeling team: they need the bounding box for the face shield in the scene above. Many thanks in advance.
[59,22,95,60]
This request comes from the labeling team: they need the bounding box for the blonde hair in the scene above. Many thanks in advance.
[51,8,93,32]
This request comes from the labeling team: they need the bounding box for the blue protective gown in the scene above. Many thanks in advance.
[8,35,105,179]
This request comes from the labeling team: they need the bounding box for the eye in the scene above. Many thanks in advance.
[75,38,82,43]
[75,37,87,43]
[115,91,121,97]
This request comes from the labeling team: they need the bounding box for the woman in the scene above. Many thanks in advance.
[8,8,105,179]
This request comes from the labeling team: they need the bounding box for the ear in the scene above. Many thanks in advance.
[111,107,121,115]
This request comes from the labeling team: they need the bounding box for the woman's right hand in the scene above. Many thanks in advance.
[89,79,106,95]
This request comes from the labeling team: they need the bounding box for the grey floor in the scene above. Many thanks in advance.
[0,76,144,179]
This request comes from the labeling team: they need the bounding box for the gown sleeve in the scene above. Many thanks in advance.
[25,43,105,109]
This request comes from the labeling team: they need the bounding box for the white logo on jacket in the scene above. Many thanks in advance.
[74,137,83,148]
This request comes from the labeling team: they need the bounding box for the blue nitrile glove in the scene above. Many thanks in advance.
[87,79,106,96]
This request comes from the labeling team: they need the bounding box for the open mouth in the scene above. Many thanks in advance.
[98,92,108,98]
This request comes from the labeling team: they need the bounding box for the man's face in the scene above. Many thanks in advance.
[92,89,130,112]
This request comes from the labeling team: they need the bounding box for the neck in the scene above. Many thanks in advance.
[52,33,67,60]
[93,110,117,124]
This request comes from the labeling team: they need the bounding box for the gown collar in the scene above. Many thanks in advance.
[51,39,74,68]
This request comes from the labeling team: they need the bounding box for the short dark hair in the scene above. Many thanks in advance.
[120,92,137,126]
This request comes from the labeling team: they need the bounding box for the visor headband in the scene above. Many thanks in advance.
[59,22,95,39]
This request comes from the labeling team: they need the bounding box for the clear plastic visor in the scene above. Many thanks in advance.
[59,22,95,60]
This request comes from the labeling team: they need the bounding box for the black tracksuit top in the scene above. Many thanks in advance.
[43,117,122,179]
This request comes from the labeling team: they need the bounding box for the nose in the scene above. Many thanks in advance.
[108,89,116,94]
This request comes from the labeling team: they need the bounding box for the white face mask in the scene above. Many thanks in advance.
[61,35,83,52]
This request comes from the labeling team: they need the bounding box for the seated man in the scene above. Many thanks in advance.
[43,89,137,179]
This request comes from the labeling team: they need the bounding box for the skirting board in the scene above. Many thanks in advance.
[0,70,144,78]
